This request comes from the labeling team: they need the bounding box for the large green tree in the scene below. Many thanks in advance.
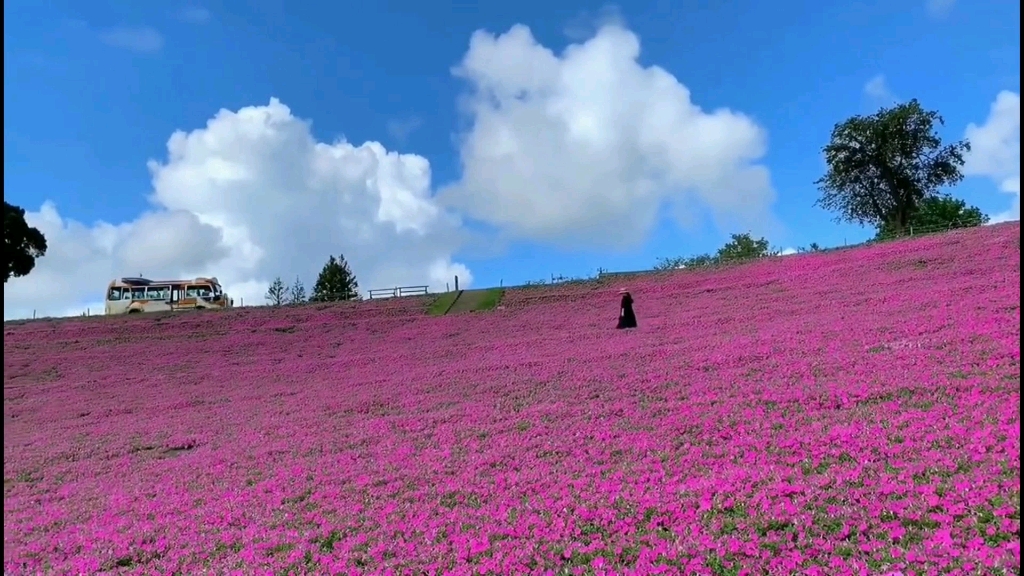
[310,255,360,302]
[875,195,989,239]
[654,232,777,270]
[4,201,48,283]
[715,232,777,261]
[815,99,971,235]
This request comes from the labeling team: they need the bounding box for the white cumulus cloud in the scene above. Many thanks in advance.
[438,24,777,249]
[863,74,897,104]
[98,26,164,53]
[3,99,471,320]
[5,24,779,320]
[965,90,1020,223]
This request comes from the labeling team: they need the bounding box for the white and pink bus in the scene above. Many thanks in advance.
[105,277,233,315]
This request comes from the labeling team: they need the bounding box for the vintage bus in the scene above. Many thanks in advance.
[105,277,234,315]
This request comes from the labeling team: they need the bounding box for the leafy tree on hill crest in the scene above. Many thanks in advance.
[655,233,777,270]
[716,233,779,261]
[797,243,823,253]
[5,201,48,283]
[815,99,970,235]
[874,195,989,240]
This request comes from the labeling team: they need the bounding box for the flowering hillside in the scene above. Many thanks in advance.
[4,223,1020,575]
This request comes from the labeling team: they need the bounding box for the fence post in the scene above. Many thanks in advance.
[455,275,460,291]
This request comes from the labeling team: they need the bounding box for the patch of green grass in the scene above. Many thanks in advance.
[834,545,855,559]
[707,552,741,576]
[814,514,844,535]
[268,543,295,557]
[427,291,460,316]
[474,289,504,311]
[756,518,794,536]
[314,530,342,553]
[443,289,506,315]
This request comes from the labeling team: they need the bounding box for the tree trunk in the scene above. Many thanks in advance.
[886,216,905,237]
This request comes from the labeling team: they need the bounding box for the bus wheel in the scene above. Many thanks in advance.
[127,309,141,314]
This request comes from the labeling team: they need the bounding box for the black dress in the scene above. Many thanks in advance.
[616,293,638,329]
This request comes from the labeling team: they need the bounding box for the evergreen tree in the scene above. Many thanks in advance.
[310,255,359,302]
[265,277,287,306]
[287,277,307,305]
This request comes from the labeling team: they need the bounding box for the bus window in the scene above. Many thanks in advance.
[108,287,123,301]
[187,285,213,298]
[147,286,170,300]
[131,287,147,300]
[122,290,132,301]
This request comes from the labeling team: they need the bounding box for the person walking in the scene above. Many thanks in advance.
[616,289,637,329]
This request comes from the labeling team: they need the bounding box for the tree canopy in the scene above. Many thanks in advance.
[310,255,360,302]
[815,99,971,235]
[655,233,777,270]
[715,233,777,261]
[875,195,989,239]
[4,201,48,284]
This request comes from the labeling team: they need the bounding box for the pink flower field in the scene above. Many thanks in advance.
[4,223,1021,576]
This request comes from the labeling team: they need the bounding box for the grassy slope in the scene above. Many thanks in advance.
[443,288,505,314]
[427,291,461,316]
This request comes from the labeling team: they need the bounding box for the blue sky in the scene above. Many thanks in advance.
[3,0,1020,318]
